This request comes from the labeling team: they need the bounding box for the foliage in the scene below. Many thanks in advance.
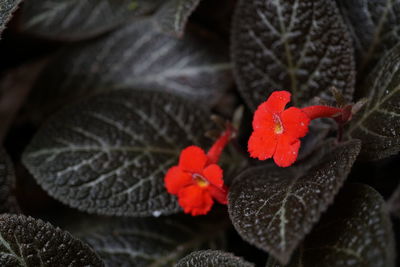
[0,0,398,266]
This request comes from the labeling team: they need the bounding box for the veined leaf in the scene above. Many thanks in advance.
[20,0,163,40]
[228,140,361,265]
[0,0,22,38]
[347,43,400,160]
[231,0,355,110]
[337,0,400,75]
[155,0,201,37]
[28,19,232,122]
[22,90,213,217]
[0,148,19,213]
[0,214,103,266]
[176,250,254,267]
[266,184,395,267]
[77,217,227,266]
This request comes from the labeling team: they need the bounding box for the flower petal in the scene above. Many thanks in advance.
[178,185,214,216]
[252,103,275,132]
[179,146,208,173]
[209,185,228,204]
[281,107,310,139]
[248,129,278,160]
[164,166,192,195]
[203,164,224,188]
[273,135,300,167]
[264,91,291,113]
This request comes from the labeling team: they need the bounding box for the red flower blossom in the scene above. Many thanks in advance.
[248,90,351,167]
[164,129,231,216]
[248,91,310,167]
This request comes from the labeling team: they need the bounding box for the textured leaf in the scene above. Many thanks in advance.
[0,0,22,38]
[0,148,19,213]
[231,0,355,110]
[337,0,400,75]
[28,19,232,122]
[77,217,227,267]
[22,90,213,217]
[388,182,400,218]
[20,0,163,40]
[0,214,103,266]
[266,184,395,267]
[155,0,201,37]
[176,250,254,267]
[228,140,361,265]
[347,44,400,160]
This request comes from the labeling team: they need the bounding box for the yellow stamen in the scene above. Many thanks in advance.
[193,174,209,187]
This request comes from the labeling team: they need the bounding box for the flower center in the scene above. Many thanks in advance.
[273,114,284,134]
[192,173,209,187]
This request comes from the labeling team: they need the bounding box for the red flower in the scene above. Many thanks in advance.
[164,129,232,216]
[248,91,310,167]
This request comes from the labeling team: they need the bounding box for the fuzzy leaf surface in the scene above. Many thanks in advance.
[155,0,201,37]
[28,19,231,121]
[78,217,227,266]
[0,148,19,213]
[0,214,103,266]
[337,0,400,75]
[231,0,355,109]
[176,250,254,267]
[20,0,162,40]
[347,44,400,160]
[266,184,395,267]
[0,0,22,38]
[23,90,213,217]
[228,140,361,265]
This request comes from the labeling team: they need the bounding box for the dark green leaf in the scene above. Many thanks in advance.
[155,0,201,37]
[347,43,400,160]
[0,0,22,38]
[0,148,19,213]
[228,140,361,265]
[22,90,213,217]
[77,217,227,266]
[20,0,162,40]
[266,184,395,267]
[388,182,400,218]
[337,0,400,75]
[231,0,355,110]
[28,19,232,122]
[0,214,103,266]
[176,250,254,267]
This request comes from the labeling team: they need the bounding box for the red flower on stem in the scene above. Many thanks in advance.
[248,91,346,167]
[164,128,232,216]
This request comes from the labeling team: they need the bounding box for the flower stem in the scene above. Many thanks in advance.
[207,126,233,164]
[301,105,342,120]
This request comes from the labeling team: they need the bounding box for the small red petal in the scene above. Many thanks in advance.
[248,129,278,160]
[252,103,275,132]
[273,136,300,167]
[203,164,224,188]
[281,107,310,139]
[178,185,213,216]
[164,166,192,195]
[209,185,228,204]
[179,146,208,173]
[264,91,291,113]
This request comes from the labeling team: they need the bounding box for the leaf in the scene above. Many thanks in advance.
[77,216,227,266]
[176,250,254,267]
[231,0,355,110]
[347,43,400,160]
[337,0,400,76]
[155,0,201,37]
[266,184,396,267]
[387,182,400,218]
[0,214,103,266]
[0,0,22,38]
[0,148,19,213]
[19,0,163,41]
[27,19,232,122]
[22,89,213,217]
[228,140,361,265]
